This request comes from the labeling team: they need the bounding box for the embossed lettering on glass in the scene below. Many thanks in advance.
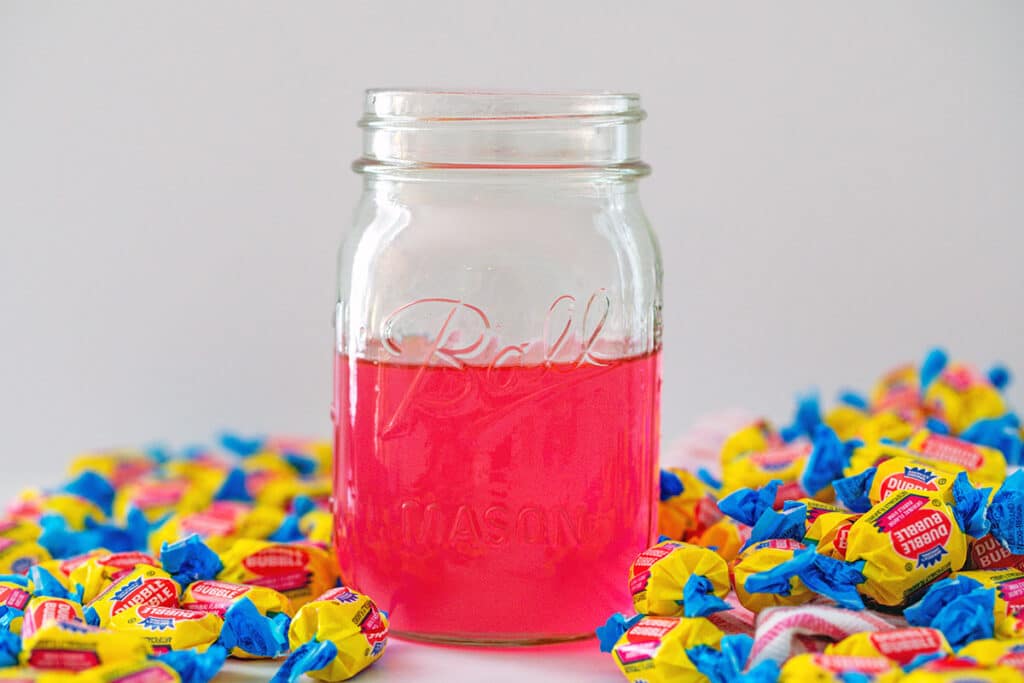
[333,90,663,645]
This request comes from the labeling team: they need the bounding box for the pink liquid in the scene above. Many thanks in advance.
[333,352,661,643]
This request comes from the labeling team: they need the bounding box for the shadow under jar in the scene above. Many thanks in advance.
[332,89,663,645]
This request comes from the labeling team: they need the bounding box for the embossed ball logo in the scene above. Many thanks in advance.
[241,547,309,575]
[878,466,941,500]
[874,494,950,568]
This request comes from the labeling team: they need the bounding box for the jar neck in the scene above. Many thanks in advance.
[355,90,648,177]
[361,170,644,203]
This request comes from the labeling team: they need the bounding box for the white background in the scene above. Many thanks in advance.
[1,4,1022,679]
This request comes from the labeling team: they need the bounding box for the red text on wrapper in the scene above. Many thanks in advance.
[873,495,950,568]
[878,467,941,500]
[868,628,945,666]
[241,546,311,593]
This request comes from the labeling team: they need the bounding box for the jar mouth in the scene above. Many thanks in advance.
[361,89,645,123]
[356,88,648,173]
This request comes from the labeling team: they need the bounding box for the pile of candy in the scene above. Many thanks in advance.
[600,348,1024,682]
[0,435,388,682]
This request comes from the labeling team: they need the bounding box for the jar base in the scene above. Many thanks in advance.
[391,629,595,648]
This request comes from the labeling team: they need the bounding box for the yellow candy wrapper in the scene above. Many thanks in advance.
[273,586,388,682]
[69,551,159,604]
[691,518,747,563]
[107,604,221,653]
[779,653,901,683]
[824,404,871,442]
[606,615,724,683]
[628,540,730,618]
[720,420,783,466]
[64,646,227,682]
[923,362,1007,435]
[856,409,923,444]
[0,519,41,544]
[83,564,180,627]
[659,469,721,541]
[807,512,859,560]
[960,638,1024,670]
[958,568,1024,639]
[731,539,813,613]
[67,449,156,488]
[148,501,286,554]
[899,661,1023,683]
[720,443,810,498]
[0,539,48,576]
[182,579,293,618]
[20,597,84,641]
[6,492,104,532]
[845,490,968,607]
[0,668,64,682]
[824,627,951,667]
[870,363,922,412]
[20,620,152,671]
[216,540,337,610]
[113,476,216,524]
[0,580,29,614]
[906,429,1007,487]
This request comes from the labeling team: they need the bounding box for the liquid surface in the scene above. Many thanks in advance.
[333,352,660,643]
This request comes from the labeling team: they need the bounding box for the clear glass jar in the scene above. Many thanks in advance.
[333,90,662,645]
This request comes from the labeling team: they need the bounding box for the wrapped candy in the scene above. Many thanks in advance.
[215,540,337,610]
[181,579,293,618]
[906,429,1007,487]
[20,620,152,671]
[68,552,158,603]
[778,653,901,682]
[823,627,952,666]
[844,490,971,608]
[597,614,724,683]
[628,540,731,618]
[271,587,388,682]
[108,599,288,658]
[83,564,180,627]
[658,469,721,541]
[730,540,814,612]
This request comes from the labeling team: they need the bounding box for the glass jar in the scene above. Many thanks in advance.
[333,90,662,645]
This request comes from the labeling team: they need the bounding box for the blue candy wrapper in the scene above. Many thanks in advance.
[718,480,782,527]
[156,644,228,683]
[688,634,781,683]
[659,469,685,501]
[745,504,807,549]
[801,425,862,498]
[745,548,865,610]
[962,414,1023,465]
[219,596,290,658]
[269,496,316,543]
[596,612,644,652]
[0,629,19,667]
[271,640,340,683]
[905,576,993,649]
[832,467,876,513]
[682,575,732,618]
[161,534,224,585]
[214,467,253,503]
[987,470,1024,554]
[27,565,83,602]
[780,393,822,443]
[950,471,992,538]
[62,470,116,517]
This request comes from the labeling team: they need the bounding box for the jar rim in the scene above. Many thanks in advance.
[361,88,645,124]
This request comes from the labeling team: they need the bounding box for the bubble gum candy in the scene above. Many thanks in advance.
[0,520,41,545]
[720,442,811,499]
[181,579,293,618]
[844,490,969,608]
[730,539,814,612]
[108,599,288,659]
[778,653,901,682]
[907,570,1024,644]
[898,661,1022,683]
[833,457,959,513]
[690,518,747,562]
[71,646,227,683]
[598,614,724,683]
[720,420,783,466]
[628,540,731,618]
[806,511,859,559]
[216,540,337,610]
[658,469,722,541]
[69,551,159,603]
[824,627,952,667]
[906,429,1007,487]
[271,587,388,682]
[922,360,1008,435]
[148,501,286,554]
[83,564,180,627]
[20,620,152,671]
[0,540,48,576]
[20,597,84,641]
[970,534,1024,571]
[67,449,158,488]
[959,638,1024,670]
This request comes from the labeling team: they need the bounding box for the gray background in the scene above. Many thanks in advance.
[2,2,1022,502]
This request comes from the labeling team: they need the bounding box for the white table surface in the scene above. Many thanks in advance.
[217,637,621,683]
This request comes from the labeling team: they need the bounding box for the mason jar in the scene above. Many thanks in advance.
[333,89,662,645]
